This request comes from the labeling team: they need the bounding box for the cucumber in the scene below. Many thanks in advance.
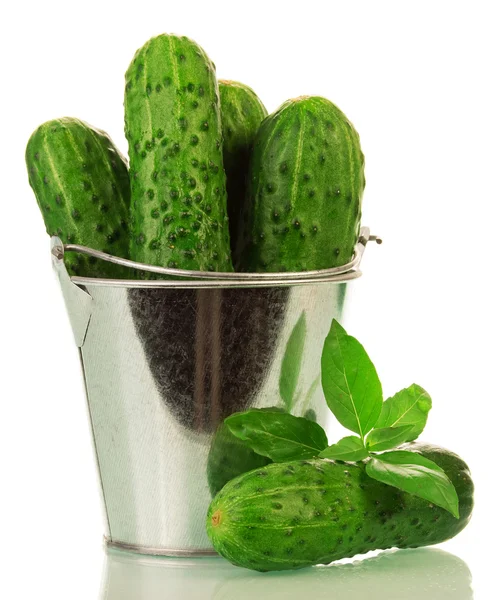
[207,443,473,572]
[26,117,131,278]
[124,34,232,273]
[219,80,267,257]
[236,96,365,272]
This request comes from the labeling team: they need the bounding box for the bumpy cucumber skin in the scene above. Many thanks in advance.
[236,96,365,272]
[124,35,232,274]
[207,443,473,572]
[26,117,131,278]
[219,80,267,257]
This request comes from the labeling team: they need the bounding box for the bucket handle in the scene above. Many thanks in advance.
[51,226,381,286]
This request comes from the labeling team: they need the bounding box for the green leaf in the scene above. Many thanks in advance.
[225,409,328,462]
[279,313,307,412]
[321,320,383,437]
[319,436,369,461]
[366,450,459,518]
[366,425,415,452]
[375,384,432,441]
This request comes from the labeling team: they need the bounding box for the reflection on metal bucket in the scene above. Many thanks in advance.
[52,227,379,555]
[128,286,289,431]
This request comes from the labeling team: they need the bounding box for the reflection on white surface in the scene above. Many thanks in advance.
[100,546,472,600]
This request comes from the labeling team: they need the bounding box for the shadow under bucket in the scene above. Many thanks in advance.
[52,227,380,556]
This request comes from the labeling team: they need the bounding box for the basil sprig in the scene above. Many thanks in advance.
[224,319,459,518]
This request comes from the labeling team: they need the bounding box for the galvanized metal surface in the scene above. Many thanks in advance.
[105,538,218,557]
[52,228,379,555]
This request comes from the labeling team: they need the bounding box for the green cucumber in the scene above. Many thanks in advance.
[207,443,473,572]
[124,34,232,273]
[219,80,267,257]
[236,96,365,272]
[26,117,131,278]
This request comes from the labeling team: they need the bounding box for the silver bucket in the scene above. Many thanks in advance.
[52,227,380,556]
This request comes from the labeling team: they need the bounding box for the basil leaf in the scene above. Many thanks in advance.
[366,450,459,518]
[366,425,415,452]
[279,313,307,412]
[375,384,432,441]
[319,436,369,461]
[225,409,328,462]
[321,320,383,436]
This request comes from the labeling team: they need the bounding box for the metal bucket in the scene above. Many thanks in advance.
[52,227,379,556]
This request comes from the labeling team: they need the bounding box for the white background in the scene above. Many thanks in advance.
[1,0,492,597]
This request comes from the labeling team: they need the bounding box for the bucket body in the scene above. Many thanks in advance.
[52,229,375,556]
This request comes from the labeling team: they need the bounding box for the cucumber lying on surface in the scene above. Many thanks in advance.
[124,34,232,274]
[207,443,473,572]
[219,80,267,258]
[236,96,365,272]
[26,117,131,278]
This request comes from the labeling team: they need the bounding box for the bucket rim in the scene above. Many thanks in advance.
[51,226,381,289]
